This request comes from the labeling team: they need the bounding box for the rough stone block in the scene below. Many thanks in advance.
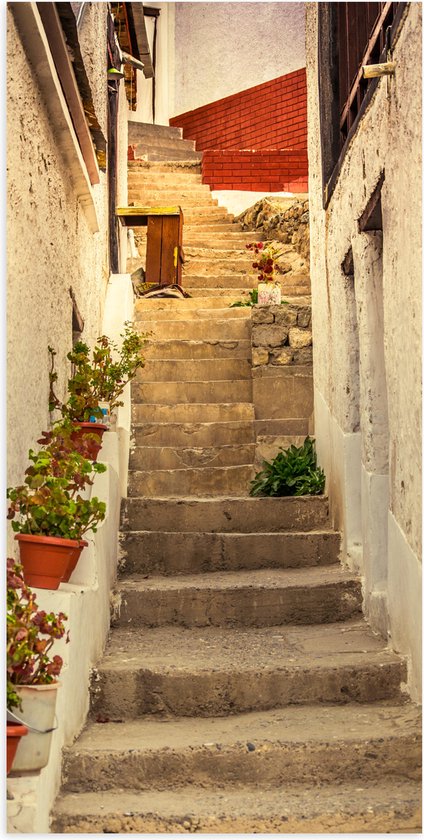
[252,347,269,366]
[288,327,312,349]
[252,307,274,325]
[297,308,311,328]
[293,347,313,365]
[275,308,298,326]
[252,325,289,348]
[271,348,294,365]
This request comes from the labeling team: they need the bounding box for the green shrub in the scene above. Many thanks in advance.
[250,436,325,497]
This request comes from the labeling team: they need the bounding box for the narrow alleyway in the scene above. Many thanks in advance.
[52,132,421,833]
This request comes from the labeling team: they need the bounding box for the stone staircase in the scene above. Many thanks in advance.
[51,137,421,833]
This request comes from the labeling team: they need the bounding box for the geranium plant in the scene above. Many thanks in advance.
[49,322,148,422]
[246,241,285,284]
[7,423,106,540]
[7,558,69,711]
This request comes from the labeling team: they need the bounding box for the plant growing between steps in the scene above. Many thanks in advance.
[250,436,325,497]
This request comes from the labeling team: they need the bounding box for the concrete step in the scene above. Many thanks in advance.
[129,442,256,471]
[137,317,250,340]
[184,222,244,232]
[128,121,183,141]
[131,420,255,449]
[135,297,246,312]
[51,780,423,834]
[183,258,253,275]
[128,193,218,207]
[114,566,362,629]
[127,180,212,195]
[135,305,250,321]
[132,134,197,152]
[121,495,332,534]
[119,528,341,573]
[132,402,255,424]
[61,703,421,792]
[137,149,203,163]
[126,465,255,498]
[91,620,405,717]
[139,358,252,383]
[185,288,252,299]
[132,379,252,405]
[128,172,203,186]
[141,338,251,360]
[128,160,202,174]
[183,275,257,290]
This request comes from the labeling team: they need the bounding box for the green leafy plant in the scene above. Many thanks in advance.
[230,289,259,308]
[7,558,69,710]
[250,436,325,497]
[50,322,148,422]
[7,423,106,540]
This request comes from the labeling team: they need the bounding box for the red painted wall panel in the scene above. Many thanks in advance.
[170,69,308,191]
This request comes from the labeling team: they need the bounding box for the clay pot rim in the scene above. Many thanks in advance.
[72,421,108,431]
[7,723,28,736]
[15,534,88,548]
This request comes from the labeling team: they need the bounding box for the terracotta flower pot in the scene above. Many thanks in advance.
[62,539,88,582]
[15,534,86,590]
[71,422,108,461]
[7,722,28,775]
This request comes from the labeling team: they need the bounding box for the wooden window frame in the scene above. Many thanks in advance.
[319,2,408,209]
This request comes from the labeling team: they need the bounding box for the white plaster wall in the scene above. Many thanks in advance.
[7,275,134,833]
[7,6,109,495]
[306,4,422,698]
[172,2,305,115]
[133,2,176,125]
[213,189,296,216]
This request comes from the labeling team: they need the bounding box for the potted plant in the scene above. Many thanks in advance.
[49,322,148,458]
[246,241,285,305]
[7,424,107,589]
[7,558,68,773]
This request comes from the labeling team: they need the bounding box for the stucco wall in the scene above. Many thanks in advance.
[306,4,421,698]
[172,2,305,115]
[7,6,110,493]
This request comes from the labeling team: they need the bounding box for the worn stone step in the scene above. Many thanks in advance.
[132,402,255,424]
[128,121,183,141]
[128,193,218,207]
[61,703,422,792]
[129,443,256,471]
[137,317,250,340]
[127,465,255,498]
[134,148,202,163]
[185,288,252,299]
[91,620,405,718]
[114,566,362,629]
[128,176,208,189]
[254,417,310,437]
[142,338,251,360]
[183,258,253,275]
[135,297,244,312]
[131,134,197,152]
[120,529,340,573]
[131,420,255,449]
[183,275,256,290]
[51,780,423,834]
[132,379,252,405]
[129,205,229,221]
[139,359,252,383]
[184,222,243,232]
[128,160,202,174]
[135,306,250,321]
[121,495,331,534]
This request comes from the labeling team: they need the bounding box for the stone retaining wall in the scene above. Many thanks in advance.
[237,197,310,263]
[251,303,312,367]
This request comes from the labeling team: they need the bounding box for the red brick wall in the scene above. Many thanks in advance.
[170,68,308,191]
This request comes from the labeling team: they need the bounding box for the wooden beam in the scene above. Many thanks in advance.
[36,3,100,186]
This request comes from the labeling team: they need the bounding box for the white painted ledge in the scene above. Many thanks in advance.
[11,3,99,234]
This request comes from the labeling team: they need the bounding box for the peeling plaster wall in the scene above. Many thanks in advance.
[7,6,110,492]
[306,4,421,698]
[172,2,305,116]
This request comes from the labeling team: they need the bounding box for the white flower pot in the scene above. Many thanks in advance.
[258,282,281,305]
[8,683,59,772]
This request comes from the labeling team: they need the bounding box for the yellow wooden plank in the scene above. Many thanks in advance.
[116,206,181,217]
